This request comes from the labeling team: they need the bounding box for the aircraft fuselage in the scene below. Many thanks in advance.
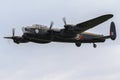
[22,31,105,44]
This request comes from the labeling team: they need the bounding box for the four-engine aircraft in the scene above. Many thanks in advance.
[4,14,116,48]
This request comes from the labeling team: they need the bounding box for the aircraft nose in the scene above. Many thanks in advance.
[22,27,31,33]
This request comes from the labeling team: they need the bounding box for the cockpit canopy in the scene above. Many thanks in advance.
[25,24,49,30]
[22,24,61,34]
[22,24,49,33]
[30,24,49,29]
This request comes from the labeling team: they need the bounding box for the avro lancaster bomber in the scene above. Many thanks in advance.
[4,14,116,48]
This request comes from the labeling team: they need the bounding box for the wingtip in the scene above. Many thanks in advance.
[106,14,114,18]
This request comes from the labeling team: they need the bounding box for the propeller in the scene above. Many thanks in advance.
[4,28,15,39]
[47,21,55,40]
[62,17,74,31]
[63,17,67,25]
[12,28,15,37]
[4,28,26,44]
[63,17,70,30]
[47,21,54,35]
[49,21,54,30]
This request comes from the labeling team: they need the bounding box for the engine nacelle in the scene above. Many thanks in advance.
[60,29,76,38]
[13,37,28,44]
[64,25,74,31]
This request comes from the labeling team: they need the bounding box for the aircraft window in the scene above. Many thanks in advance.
[25,28,30,31]
[24,27,34,33]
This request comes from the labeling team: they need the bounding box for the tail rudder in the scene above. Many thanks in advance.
[110,22,116,40]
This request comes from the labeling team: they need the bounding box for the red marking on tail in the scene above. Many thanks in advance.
[110,32,114,36]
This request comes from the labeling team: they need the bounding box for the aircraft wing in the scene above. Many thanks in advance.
[74,14,113,33]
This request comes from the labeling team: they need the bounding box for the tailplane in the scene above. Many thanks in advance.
[110,22,116,40]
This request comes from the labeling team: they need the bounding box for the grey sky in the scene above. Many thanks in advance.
[0,0,120,80]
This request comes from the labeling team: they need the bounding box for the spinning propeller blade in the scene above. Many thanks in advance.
[63,17,67,25]
[49,21,54,30]
[12,28,15,37]
[4,28,15,39]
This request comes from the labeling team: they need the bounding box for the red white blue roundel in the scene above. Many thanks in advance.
[75,34,84,40]
[110,32,114,36]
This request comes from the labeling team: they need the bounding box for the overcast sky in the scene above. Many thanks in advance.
[0,0,120,80]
